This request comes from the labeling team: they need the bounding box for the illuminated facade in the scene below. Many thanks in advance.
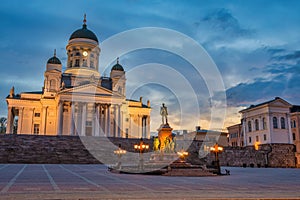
[291,106,300,167]
[5,17,151,138]
[228,97,294,147]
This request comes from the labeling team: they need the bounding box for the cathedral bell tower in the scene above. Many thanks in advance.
[110,57,126,96]
[63,15,100,86]
[43,50,62,98]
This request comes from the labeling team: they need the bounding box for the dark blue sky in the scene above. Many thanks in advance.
[1,0,300,130]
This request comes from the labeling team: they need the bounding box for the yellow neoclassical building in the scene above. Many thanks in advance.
[6,16,151,138]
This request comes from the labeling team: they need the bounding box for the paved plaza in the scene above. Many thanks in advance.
[0,164,300,199]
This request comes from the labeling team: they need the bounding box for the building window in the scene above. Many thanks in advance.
[255,119,259,131]
[33,124,40,135]
[34,113,40,117]
[90,61,94,68]
[280,117,286,129]
[248,121,252,132]
[293,133,296,141]
[50,79,56,90]
[262,117,267,130]
[249,136,252,143]
[256,136,259,142]
[69,60,73,68]
[83,59,87,67]
[75,59,80,67]
[263,134,267,141]
[75,52,80,56]
[273,117,278,129]
[293,120,296,128]
[86,121,92,126]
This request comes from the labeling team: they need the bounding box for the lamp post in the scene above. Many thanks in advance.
[210,143,223,175]
[177,148,188,162]
[114,144,126,170]
[134,138,149,171]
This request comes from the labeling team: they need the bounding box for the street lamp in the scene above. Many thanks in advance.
[134,138,149,171]
[210,143,223,175]
[177,148,188,162]
[114,144,126,170]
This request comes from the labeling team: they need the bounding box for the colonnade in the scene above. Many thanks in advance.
[57,101,122,137]
[6,101,151,139]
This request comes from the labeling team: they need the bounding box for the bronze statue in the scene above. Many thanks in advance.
[9,86,15,98]
[153,137,160,152]
[160,103,168,124]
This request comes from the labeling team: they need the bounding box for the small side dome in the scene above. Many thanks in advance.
[69,14,98,43]
[47,50,61,64]
[111,57,124,71]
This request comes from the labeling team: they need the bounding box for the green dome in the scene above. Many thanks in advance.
[47,56,61,64]
[111,58,124,71]
[69,24,98,43]
[111,63,124,71]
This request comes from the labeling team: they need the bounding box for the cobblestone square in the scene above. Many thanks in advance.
[0,164,300,199]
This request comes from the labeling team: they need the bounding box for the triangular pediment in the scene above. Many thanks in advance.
[60,84,113,96]
[269,98,291,107]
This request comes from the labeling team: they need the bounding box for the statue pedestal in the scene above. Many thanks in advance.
[157,123,173,152]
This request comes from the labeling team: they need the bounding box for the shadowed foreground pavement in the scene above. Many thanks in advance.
[0,164,300,200]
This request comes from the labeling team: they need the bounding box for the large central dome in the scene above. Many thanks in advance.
[69,16,98,43]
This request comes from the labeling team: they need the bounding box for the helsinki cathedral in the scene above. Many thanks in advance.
[6,16,151,138]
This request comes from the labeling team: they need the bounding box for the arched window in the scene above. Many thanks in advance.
[273,117,278,129]
[248,121,252,132]
[262,117,267,130]
[281,117,286,129]
[255,119,259,131]
[50,79,56,90]
[90,61,94,69]
[75,59,80,67]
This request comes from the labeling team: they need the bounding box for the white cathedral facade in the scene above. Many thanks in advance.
[5,16,151,138]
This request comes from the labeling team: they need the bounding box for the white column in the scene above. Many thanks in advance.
[268,113,273,144]
[129,114,132,138]
[6,107,13,134]
[100,104,105,135]
[287,113,292,144]
[113,105,117,137]
[17,107,24,134]
[242,118,247,146]
[117,105,121,137]
[94,103,100,136]
[104,105,108,136]
[41,106,48,135]
[57,101,63,135]
[147,116,150,139]
[139,115,142,138]
[106,104,111,137]
[75,102,81,135]
[81,103,87,136]
[30,108,35,134]
[70,102,75,136]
